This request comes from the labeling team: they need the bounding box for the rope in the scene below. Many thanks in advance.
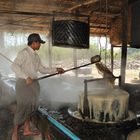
[98,0,102,56]
[104,0,108,65]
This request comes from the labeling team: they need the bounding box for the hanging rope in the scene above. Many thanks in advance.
[104,0,108,65]
[98,0,102,56]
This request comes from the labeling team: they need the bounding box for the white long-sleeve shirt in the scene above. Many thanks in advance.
[11,47,57,79]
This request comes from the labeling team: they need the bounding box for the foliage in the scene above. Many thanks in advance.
[127,48,140,61]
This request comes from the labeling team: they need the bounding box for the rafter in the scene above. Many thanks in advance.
[66,0,99,11]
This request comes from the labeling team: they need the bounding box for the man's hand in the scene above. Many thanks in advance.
[26,77,33,85]
[56,68,65,74]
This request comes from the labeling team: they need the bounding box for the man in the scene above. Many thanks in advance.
[11,33,64,140]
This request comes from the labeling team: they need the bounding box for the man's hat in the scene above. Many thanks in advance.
[27,33,45,45]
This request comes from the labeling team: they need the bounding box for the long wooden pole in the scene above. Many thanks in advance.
[37,55,101,80]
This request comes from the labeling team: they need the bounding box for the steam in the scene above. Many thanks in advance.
[0,67,112,110]
[0,77,16,107]
[0,55,13,76]
[0,53,111,110]
[38,73,111,110]
[0,54,16,107]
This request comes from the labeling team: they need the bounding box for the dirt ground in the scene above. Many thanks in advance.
[0,107,42,140]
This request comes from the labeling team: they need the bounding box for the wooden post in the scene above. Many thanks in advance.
[111,44,114,72]
[48,24,52,68]
[73,49,78,77]
[120,0,128,86]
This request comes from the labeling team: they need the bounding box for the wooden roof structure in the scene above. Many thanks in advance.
[0,0,125,35]
[0,0,139,85]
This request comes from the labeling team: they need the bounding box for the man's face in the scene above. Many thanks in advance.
[32,41,41,50]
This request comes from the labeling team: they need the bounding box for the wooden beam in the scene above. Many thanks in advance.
[91,11,121,18]
[128,0,139,4]
[67,0,99,11]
